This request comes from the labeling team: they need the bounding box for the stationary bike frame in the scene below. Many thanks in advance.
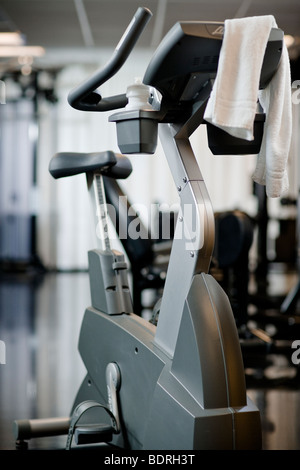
[71,86,261,450]
[13,6,267,449]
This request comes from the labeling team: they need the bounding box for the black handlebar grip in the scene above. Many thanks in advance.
[68,7,152,112]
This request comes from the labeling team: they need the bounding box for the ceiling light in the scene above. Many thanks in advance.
[0,46,45,57]
[0,32,25,46]
[284,35,295,48]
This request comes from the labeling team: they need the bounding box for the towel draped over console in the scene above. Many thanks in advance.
[204,15,292,198]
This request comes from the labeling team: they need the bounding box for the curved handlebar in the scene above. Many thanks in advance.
[68,7,152,112]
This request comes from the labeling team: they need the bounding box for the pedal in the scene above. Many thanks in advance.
[74,424,113,445]
[66,365,121,450]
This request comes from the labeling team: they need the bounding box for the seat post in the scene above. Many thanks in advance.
[86,172,111,252]
[86,171,133,315]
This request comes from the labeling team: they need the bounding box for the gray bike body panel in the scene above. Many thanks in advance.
[74,272,261,450]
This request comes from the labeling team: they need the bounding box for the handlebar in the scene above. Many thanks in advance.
[68,7,152,112]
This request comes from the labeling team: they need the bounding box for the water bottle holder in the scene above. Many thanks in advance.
[109,110,158,154]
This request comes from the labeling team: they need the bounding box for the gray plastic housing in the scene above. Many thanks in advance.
[206,112,266,155]
[109,109,158,154]
[74,272,261,449]
[88,249,133,314]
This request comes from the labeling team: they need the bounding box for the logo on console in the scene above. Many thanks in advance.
[212,26,224,36]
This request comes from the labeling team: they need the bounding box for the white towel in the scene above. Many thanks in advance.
[204,15,292,198]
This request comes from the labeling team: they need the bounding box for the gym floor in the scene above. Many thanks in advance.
[0,267,300,451]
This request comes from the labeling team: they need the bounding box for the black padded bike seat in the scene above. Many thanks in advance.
[49,150,132,179]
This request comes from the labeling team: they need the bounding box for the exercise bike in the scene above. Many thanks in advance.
[14,6,284,450]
